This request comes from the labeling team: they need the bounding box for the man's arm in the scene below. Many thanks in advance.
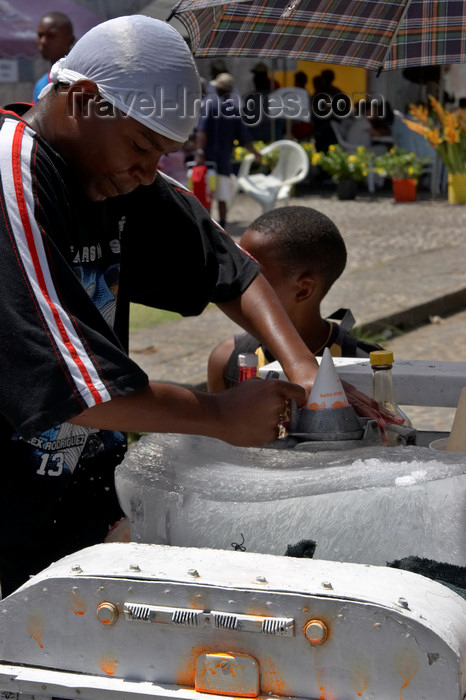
[69,377,305,447]
[245,141,262,163]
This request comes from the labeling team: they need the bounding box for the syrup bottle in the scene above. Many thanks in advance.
[370,350,412,446]
[237,353,258,383]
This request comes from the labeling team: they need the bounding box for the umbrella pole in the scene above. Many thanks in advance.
[284,58,292,139]
[431,66,446,197]
[270,58,277,142]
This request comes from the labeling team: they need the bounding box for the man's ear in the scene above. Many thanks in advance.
[66,79,100,120]
[295,273,319,302]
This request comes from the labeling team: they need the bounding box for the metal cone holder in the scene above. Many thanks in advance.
[273,349,383,451]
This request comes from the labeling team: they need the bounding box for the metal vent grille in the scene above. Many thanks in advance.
[125,603,151,622]
[171,610,200,626]
[213,613,238,630]
[261,617,292,635]
[124,603,293,636]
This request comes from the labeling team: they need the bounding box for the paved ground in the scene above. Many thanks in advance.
[129,186,466,434]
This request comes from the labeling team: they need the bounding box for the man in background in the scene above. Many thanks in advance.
[33,11,75,102]
[196,72,261,228]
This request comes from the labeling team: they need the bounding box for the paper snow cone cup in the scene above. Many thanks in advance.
[289,349,362,440]
[306,348,349,410]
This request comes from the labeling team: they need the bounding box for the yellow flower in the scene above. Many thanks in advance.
[328,144,336,152]
[444,113,460,144]
[409,103,429,124]
[311,152,321,165]
[403,119,430,137]
[408,166,415,175]
[445,125,460,144]
[348,155,357,163]
[356,146,365,154]
[426,127,442,147]
[429,95,446,125]
[455,111,466,131]
[404,102,466,173]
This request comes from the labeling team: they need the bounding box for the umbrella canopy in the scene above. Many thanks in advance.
[0,0,103,57]
[169,0,466,71]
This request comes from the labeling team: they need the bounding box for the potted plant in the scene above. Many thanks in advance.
[232,140,279,174]
[311,144,370,199]
[374,147,429,202]
[403,97,466,203]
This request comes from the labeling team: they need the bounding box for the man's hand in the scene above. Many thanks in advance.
[214,377,306,446]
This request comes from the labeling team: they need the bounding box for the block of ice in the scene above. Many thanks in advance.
[115,434,466,566]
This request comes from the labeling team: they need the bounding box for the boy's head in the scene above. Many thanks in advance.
[240,206,346,308]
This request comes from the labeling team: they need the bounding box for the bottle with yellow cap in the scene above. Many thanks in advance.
[370,350,412,446]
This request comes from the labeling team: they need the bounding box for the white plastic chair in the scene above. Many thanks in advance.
[235,140,309,212]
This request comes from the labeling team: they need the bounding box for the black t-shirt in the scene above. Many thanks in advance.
[0,106,258,594]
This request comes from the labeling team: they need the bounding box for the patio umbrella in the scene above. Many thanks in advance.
[168,0,466,72]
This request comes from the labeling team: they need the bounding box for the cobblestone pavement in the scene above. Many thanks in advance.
[227,191,466,276]
[130,190,466,435]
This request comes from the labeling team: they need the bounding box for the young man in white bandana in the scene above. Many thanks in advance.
[0,16,381,595]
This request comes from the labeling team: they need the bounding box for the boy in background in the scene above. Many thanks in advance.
[208,206,381,391]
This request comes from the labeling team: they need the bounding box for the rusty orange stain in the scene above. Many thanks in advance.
[99,657,118,675]
[27,613,45,649]
[244,604,271,617]
[349,660,370,696]
[176,644,220,687]
[68,589,87,615]
[317,667,327,700]
[394,648,420,700]
[201,655,259,697]
[309,651,328,700]
[260,657,289,696]
[189,593,207,610]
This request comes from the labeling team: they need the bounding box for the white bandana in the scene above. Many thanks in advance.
[39,15,201,143]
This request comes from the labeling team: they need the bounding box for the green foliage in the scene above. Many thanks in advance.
[233,140,279,170]
[352,324,403,345]
[374,147,429,180]
[129,304,180,332]
[312,144,372,182]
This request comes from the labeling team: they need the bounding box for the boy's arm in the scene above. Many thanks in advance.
[207,337,235,392]
[217,273,319,395]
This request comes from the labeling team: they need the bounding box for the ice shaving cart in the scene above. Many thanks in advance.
[1,358,466,699]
